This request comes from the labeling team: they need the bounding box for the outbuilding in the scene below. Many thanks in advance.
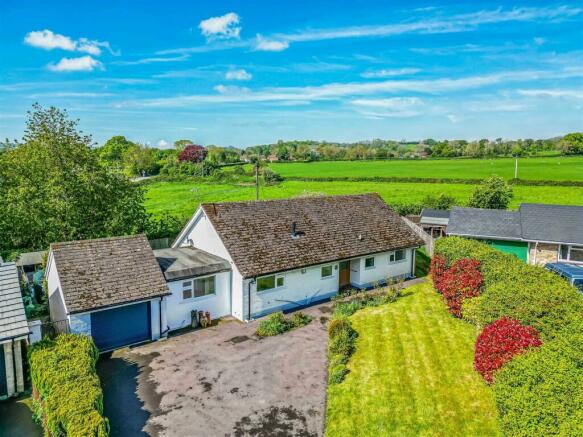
[46,235,170,352]
[0,261,29,399]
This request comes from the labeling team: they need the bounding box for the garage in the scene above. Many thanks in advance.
[91,302,152,351]
[485,239,529,262]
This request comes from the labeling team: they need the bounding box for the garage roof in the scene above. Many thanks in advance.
[0,262,30,341]
[50,235,170,314]
[155,247,231,281]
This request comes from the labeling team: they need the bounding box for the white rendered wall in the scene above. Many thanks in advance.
[165,271,231,331]
[353,249,414,288]
[45,253,68,323]
[150,299,161,340]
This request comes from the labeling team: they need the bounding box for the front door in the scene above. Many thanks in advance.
[339,261,350,289]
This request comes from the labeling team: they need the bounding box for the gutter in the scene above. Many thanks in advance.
[247,278,256,321]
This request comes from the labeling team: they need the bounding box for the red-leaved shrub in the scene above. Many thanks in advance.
[439,258,483,317]
[430,255,447,292]
[178,144,207,163]
[474,317,542,383]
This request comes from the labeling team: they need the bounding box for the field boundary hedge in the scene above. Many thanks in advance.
[284,176,583,186]
[29,334,109,436]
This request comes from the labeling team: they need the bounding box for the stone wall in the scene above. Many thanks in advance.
[528,242,559,266]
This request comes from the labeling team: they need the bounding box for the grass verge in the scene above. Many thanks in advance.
[325,282,499,436]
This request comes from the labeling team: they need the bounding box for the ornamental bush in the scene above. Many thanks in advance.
[438,258,483,317]
[255,311,312,337]
[28,334,109,437]
[474,317,542,383]
[495,321,583,436]
[177,144,207,163]
[429,255,447,292]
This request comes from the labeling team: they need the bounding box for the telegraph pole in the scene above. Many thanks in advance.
[255,161,259,200]
[514,157,518,179]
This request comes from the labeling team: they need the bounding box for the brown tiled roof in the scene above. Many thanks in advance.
[201,193,424,278]
[50,235,170,314]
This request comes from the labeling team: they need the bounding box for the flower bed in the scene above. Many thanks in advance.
[29,334,109,437]
[255,311,312,337]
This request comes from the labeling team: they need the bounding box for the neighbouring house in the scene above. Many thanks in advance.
[15,250,46,284]
[46,235,170,352]
[446,203,583,265]
[419,208,450,238]
[173,193,424,321]
[0,261,29,399]
[44,194,423,350]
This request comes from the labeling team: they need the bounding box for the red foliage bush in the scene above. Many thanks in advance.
[439,258,483,317]
[430,255,447,292]
[474,317,542,383]
[178,144,207,163]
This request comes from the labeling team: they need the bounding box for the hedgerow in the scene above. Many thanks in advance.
[474,317,542,384]
[29,334,109,437]
[433,237,583,434]
[495,321,583,436]
[434,237,583,339]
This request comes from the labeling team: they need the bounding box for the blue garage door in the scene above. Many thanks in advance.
[0,346,6,397]
[91,302,151,351]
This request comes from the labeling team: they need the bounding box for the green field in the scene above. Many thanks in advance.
[144,180,583,220]
[269,156,583,181]
[325,282,499,436]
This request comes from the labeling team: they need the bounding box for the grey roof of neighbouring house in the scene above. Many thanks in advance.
[446,203,583,244]
[50,235,170,314]
[0,262,30,340]
[446,207,522,240]
[198,193,424,278]
[520,203,583,245]
[154,247,231,281]
[15,251,46,268]
[420,208,450,226]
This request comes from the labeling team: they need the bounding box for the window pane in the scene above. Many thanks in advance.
[365,257,375,268]
[560,245,569,260]
[257,275,275,291]
[389,253,395,262]
[570,248,583,262]
[395,249,405,261]
[193,276,215,298]
[182,281,192,299]
[276,276,285,287]
[321,266,333,277]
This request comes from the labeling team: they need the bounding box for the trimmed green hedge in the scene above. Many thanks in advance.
[434,237,583,435]
[29,334,109,437]
[495,321,583,436]
[435,237,583,339]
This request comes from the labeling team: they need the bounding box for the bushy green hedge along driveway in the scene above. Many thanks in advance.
[326,282,499,436]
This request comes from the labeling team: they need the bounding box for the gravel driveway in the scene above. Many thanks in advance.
[98,302,332,437]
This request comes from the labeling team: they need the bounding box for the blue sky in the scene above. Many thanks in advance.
[1,1,582,148]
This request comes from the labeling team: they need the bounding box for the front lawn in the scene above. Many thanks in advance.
[325,282,499,436]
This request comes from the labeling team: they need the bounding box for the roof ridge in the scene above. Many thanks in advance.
[51,233,147,249]
[201,193,381,207]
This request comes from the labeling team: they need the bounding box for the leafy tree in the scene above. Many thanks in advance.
[421,193,456,210]
[99,135,135,166]
[560,132,583,155]
[468,175,514,210]
[174,139,193,151]
[123,144,160,176]
[178,144,207,163]
[0,105,148,251]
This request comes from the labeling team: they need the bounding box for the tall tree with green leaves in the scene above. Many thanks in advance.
[0,104,148,251]
[468,175,514,210]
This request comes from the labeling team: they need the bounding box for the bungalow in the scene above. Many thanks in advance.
[46,194,423,350]
[446,203,583,265]
[172,193,424,321]
[0,261,29,399]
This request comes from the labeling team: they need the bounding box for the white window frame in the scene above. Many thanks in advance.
[559,244,583,264]
[257,274,286,292]
[364,257,375,269]
[321,265,333,278]
[182,275,216,301]
[389,249,406,263]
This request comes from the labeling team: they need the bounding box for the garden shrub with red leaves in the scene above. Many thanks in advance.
[474,317,542,384]
[429,255,447,292]
[178,144,207,163]
[439,258,483,317]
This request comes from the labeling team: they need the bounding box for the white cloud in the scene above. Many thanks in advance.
[518,88,583,99]
[114,54,189,66]
[47,56,104,72]
[199,12,241,41]
[254,35,289,52]
[361,68,421,78]
[157,139,169,148]
[24,29,114,56]
[351,97,423,118]
[533,37,546,46]
[225,69,252,81]
[213,84,250,94]
[447,114,461,123]
[27,92,114,98]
